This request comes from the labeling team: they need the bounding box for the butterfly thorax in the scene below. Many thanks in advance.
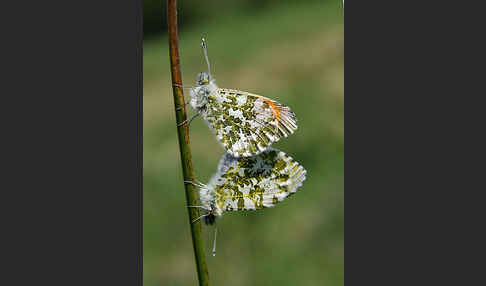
[189,80,218,112]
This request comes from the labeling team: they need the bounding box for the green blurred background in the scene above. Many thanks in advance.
[144,1,344,285]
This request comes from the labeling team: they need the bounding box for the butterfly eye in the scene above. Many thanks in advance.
[197,72,210,85]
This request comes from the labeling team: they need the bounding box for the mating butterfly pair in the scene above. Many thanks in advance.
[183,39,306,229]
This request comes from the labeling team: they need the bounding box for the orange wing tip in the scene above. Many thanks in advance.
[263,99,281,121]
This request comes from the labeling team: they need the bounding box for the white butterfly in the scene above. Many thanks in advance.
[186,39,298,157]
[188,148,306,226]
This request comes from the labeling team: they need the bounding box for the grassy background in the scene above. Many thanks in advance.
[144,1,344,285]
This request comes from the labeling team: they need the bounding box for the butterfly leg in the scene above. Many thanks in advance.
[191,213,209,224]
[184,180,197,186]
[177,112,200,127]
[184,180,206,188]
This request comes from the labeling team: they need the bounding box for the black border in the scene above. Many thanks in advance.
[3,1,143,284]
[136,0,144,283]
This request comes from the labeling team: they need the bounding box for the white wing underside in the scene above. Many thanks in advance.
[202,88,298,157]
[204,148,306,215]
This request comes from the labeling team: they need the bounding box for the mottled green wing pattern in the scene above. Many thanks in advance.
[208,148,306,214]
[202,88,298,157]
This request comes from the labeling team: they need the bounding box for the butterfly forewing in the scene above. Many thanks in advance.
[208,148,306,214]
[203,88,298,157]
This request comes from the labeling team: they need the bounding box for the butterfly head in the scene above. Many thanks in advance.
[198,183,222,225]
[189,73,218,111]
[204,213,216,225]
[197,72,211,86]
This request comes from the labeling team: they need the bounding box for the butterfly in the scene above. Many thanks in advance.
[188,148,306,226]
[186,38,298,157]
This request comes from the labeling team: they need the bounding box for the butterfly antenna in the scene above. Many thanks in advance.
[211,225,218,256]
[201,38,212,78]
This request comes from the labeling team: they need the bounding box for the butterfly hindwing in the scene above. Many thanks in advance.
[206,148,306,214]
[202,88,298,157]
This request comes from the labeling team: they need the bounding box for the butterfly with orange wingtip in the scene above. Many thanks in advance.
[183,38,298,157]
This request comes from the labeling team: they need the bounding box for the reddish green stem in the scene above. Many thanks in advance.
[167,0,210,285]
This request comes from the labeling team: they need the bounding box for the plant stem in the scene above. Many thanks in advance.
[167,1,210,285]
